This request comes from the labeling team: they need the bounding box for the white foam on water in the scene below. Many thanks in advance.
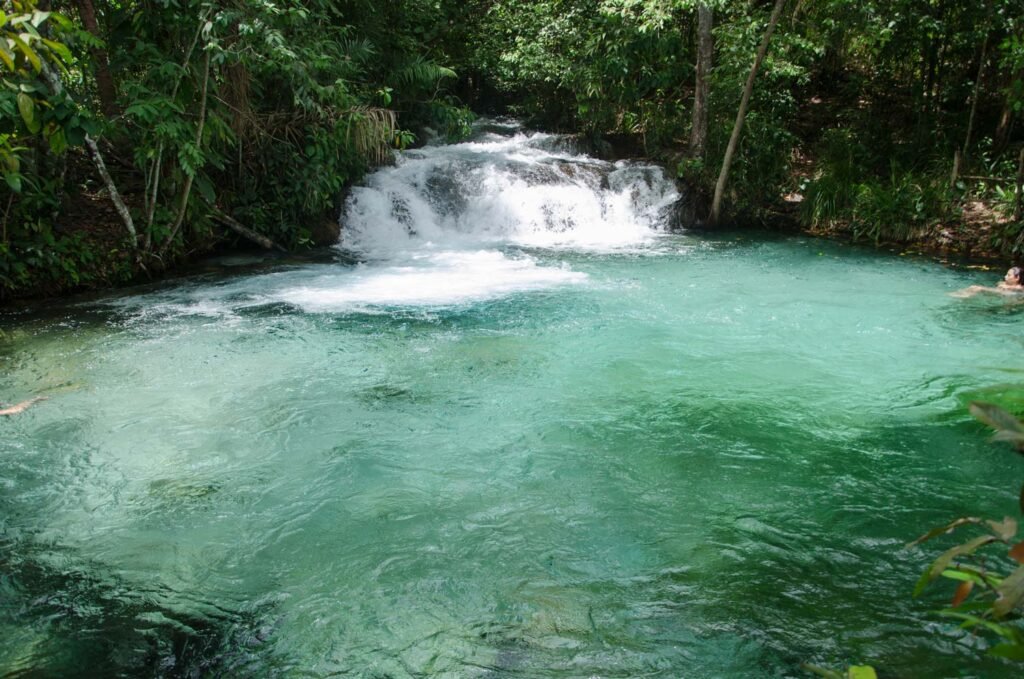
[307,123,681,311]
[273,250,586,313]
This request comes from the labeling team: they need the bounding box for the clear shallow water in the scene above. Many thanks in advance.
[2,127,1024,677]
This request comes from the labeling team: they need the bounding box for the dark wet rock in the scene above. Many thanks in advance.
[309,215,341,246]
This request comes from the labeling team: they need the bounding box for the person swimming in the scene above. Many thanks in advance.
[950,266,1024,298]
[0,396,46,416]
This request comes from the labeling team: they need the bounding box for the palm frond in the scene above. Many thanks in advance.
[391,57,456,93]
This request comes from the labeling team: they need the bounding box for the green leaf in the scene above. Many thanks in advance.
[0,39,14,71]
[0,149,18,173]
[65,124,84,147]
[848,667,877,679]
[4,172,21,192]
[801,665,843,679]
[16,91,38,133]
[939,601,993,614]
[938,611,1017,639]
[47,13,72,31]
[40,38,71,64]
[940,568,985,585]
[941,567,1003,588]
[9,33,41,72]
[47,127,67,154]
[194,173,216,204]
[914,535,998,597]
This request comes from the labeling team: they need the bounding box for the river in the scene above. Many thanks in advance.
[1,120,1021,676]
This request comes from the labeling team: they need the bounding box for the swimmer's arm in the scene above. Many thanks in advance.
[0,396,46,416]
[950,285,993,298]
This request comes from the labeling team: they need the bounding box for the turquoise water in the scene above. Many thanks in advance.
[2,231,1023,677]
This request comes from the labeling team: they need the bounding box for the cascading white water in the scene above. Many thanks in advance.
[342,121,680,255]
[274,120,681,311]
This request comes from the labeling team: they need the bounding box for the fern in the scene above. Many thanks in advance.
[391,57,457,93]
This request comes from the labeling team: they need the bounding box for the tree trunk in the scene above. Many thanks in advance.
[1015,147,1024,223]
[709,0,786,226]
[74,0,119,118]
[144,13,208,250]
[39,62,137,247]
[962,32,989,171]
[690,4,713,160]
[160,48,212,256]
[211,211,287,252]
[995,67,1021,153]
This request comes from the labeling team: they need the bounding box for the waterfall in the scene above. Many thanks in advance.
[267,121,676,312]
[341,120,680,255]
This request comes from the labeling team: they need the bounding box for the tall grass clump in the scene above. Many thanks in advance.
[802,129,949,242]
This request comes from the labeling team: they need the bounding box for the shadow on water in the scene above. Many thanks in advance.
[0,535,290,677]
[522,386,1022,677]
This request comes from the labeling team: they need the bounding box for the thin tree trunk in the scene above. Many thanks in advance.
[39,62,138,246]
[925,40,938,110]
[1015,147,1024,223]
[690,4,713,160]
[211,211,287,252]
[160,49,211,255]
[962,32,989,171]
[74,0,118,118]
[995,67,1021,152]
[709,0,786,226]
[144,14,207,251]
[84,139,137,242]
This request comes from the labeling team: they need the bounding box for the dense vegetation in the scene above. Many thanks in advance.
[1,0,1023,299]
[452,0,1024,239]
[1,0,471,297]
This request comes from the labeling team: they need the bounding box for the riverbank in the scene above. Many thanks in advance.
[1,129,1017,305]
[755,198,1014,266]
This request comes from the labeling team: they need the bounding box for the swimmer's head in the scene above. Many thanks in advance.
[1006,267,1024,286]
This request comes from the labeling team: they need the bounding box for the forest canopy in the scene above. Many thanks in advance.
[1,0,1022,298]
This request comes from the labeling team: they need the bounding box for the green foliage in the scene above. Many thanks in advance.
[800,129,864,228]
[908,402,1024,662]
[849,168,948,243]
[801,130,950,243]
[803,664,877,679]
[0,2,77,192]
[0,1,107,297]
[2,0,1024,297]
[2,0,474,297]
